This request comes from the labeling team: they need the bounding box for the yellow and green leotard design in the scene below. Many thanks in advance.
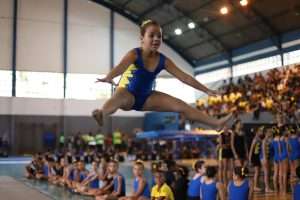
[118,48,165,111]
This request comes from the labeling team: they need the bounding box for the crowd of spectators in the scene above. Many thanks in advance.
[196,65,300,121]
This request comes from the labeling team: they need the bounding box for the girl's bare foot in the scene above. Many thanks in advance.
[254,187,262,192]
[92,109,103,126]
[265,188,274,193]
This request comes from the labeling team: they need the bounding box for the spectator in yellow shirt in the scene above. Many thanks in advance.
[151,170,174,200]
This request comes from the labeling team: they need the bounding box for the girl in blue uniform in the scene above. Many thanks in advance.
[288,127,300,181]
[35,156,50,180]
[92,20,232,129]
[228,167,253,200]
[69,161,89,191]
[96,160,126,200]
[120,161,150,200]
[187,160,205,200]
[77,161,100,194]
[279,128,289,194]
[293,166,300,200]
[260,127,273,193]
[271,126,281,192]
[200,166,225,200]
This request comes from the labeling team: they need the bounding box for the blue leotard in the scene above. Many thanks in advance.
[133,178,151,198]
[279,139,288,161]
[187,176,202,198]
[201,181,217,200]
[288,137,300,161]
[271,140,281,163]
[118,48,166,111]
[228,180,249,200]
[294,182,300,200]
[43,164,49,177]
[113,174,126,197]
[90,178,99,189]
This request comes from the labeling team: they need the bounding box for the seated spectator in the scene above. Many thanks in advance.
[96,160,126,200]
[151,170,174,200]
[120,161,150,200]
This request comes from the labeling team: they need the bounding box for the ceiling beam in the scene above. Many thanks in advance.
[139,0,165,19]
[122,0,133,8]
[169,5,231,52]
[160,0,215,28]
[91,0,194,66]
[182,6,289,52]
[249,6,280,35]
[165,3,233,65]
[182,20,258,51]
[249,5,283,52]
[230,0,281,49]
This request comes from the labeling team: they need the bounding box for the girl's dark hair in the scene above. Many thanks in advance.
[272,126,282,137]
[206,166,217,178]
[234,167,248,179]
[154,170,166,179]
[140,19,160,36]
[287,126,296,134]
[177,165,189,177]
[193,160,205,171]
[232,119,241,130]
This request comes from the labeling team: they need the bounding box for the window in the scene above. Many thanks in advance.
[66,73,111,100]
[155,78,195,103]
[196,68,231,84]
[233,55,282,77]
[16,71,64,99]
[0,70,12,97]
[284,49,300,65]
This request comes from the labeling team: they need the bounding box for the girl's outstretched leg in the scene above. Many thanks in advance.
[92,88,135,126]
[143,91,233,129]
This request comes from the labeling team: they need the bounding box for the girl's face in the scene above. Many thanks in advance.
[266,129,273,138]
[92,162,98,171]
[133,164,143,177]
[198,165,206,175]
[160,163,168,172]
[108,162,118,174]
[154,173,164,186]
[141,25,162,51]
[78,162,85,170]
[256,128,262,137]
[60,158,65,166]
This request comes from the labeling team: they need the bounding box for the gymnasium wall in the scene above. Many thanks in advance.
[0,0,194,113]
[2,0,200,154]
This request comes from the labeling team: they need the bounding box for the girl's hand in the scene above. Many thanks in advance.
[95,76,118,86]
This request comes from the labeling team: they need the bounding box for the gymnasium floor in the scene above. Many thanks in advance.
[0,158,292,200]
